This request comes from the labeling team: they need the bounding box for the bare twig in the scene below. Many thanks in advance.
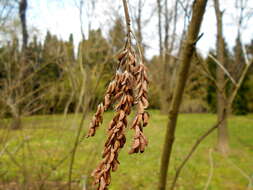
[242,44,250,65]
[208,53,237,86]
[194,51,223,94]
[68,110,89,190]
[204,149,214,190]
[228,59,252,106]
[225,158,252,190]
[123,0,131,43]
[170,121,222,190]
[0,143,9,158]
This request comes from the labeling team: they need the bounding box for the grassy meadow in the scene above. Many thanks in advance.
[0,110,253,190]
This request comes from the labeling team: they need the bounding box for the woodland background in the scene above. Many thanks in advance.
[0,0,253,190]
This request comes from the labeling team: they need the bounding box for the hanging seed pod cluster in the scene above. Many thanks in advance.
[87,47,149,190]
[86,1,149,189]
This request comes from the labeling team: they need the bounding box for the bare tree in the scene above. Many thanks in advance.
[0,0,17,27]
[169,47,253,189]
[2,0,29,130]
[160,0,179,113]
[213,0,230,155]
[213,0,252,155]
[157,0,163,56]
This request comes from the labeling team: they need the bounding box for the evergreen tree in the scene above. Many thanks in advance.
[40,31,62,82]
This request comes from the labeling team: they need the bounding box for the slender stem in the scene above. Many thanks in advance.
[209,53,237,86]
[170,120,222,190]
[229,60,252,106]
[204,149,214,190]
[122,0,131,46]
[68,111,88,190]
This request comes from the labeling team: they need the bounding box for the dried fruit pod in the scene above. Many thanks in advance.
[129,63,149,154]
[87,16,149,188]
[87,72,125,137]
[90,48,138,190]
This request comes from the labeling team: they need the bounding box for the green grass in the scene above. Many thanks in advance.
[0,110,253,190]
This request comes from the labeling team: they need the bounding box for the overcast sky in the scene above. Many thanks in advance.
[28,0,253,58]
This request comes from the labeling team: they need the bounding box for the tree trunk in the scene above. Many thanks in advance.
[157,0,163,56]
[156,0,169,114]
[213,0,230,155]
[158,1,208,189]
[10,0,29,130]
[19,0,28,50]
[10,104,22,130]
[11,115,21,130]
[160,0,170,114]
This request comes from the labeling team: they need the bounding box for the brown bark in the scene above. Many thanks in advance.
[213,0,230,155]
[10,0,29,130]
[11,114,21,130]
[160,0,171,114]
[157,0,163,56]
[19,0,28,50]
[158,1,208,189]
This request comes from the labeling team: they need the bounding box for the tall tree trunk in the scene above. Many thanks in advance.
[158,1,208,189]
[19,0,28,50]
[10,104,21,130]
[160,0,170,113]
[11,0,28,130]
[157,0,163,56]
[213,0,229,155]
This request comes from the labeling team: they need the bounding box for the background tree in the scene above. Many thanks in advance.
[213,0,230,155]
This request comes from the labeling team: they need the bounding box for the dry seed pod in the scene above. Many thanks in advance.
[88,34,149,190]
[87,72,125,137]
[129,63,149,154]
[91,49,138,190]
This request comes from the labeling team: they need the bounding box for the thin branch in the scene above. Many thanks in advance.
[228,59,252,106]
[68,110,88,190]
[208,53,237,86]
[242,44,250,65]
[194,51,225,97]
[170,120,222,190]
[5,148,23,169]
[122,0,131,44]
[0,143,9,158]
[225,158,252,190]
[178,0,190,21]
[204,149,214,190]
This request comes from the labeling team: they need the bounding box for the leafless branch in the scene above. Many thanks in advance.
[204,149,214,190]
[242,44,250,65]
[208,53,237,86]
[225,157,252,190]
[170,121,221,190]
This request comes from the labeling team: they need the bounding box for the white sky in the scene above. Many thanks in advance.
[28,0,253,58]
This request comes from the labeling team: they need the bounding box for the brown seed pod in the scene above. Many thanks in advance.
[87,38,149,189]
[129,63,149,154]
